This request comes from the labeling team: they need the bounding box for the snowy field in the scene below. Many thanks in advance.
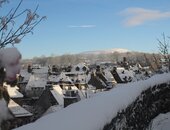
[15,73,170,130]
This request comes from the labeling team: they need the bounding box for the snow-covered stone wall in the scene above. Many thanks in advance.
[103,82,170,130]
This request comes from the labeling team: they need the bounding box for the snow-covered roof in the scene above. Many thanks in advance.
[48,75,58,83]
[15,73,170,130]
[75,74,87,84]
[86,73,91,83]
[32,64,42,69]
[5,84,23,98]
[19,69,31,82]
[64,72,88,84]
[32,67,48,74]
[64,71,85,75]
[26,75,47,90]
[130,64,142,71]
[50,85,64,106]
[8,100,33,118]
[116,67,135,81]
[71,63,89,72]
[103,69,115,82]
[56,73,73,84]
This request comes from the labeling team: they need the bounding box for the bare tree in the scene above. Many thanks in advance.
[0,1,45,128]
[157,33,170,71]
[0,0,46,48]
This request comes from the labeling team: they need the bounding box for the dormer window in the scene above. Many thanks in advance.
[82,66,87,71]
[75,66,80,71]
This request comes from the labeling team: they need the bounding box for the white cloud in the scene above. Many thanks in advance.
[120,8,170,27]
[68,25,96,28]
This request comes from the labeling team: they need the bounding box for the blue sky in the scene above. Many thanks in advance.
[2,0,170,59]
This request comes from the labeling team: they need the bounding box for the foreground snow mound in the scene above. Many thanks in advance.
[15,73,170,130]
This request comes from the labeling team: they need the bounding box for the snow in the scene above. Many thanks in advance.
[71,63,89,72]
[0,47,21,81]
[50,85,64,106]
[32,64,42,69]
[56,72,73,84]
[64,72,87,84]
[82,48,130,55]
[0,47,21,125]
[19,69,31,82]
[74,74,87,84]
[86,73,91,83]
[8,100,33,118]
[48,75,58,83]
[116,67,134,81]
[110,48,130,53]
[85,88,96,98]
[64,71,85,75]
[4,84,23,98]
[43,105,63,116]
[7,87,23,98]
[104,69,114,80]
[71,86,86,99]
[148,112,170,130]
[26,75,47,90]
[0,98,13,124]
[129,64,141,71]
[32,68,48,80]
[0,48,21,66]
[15,73,170,130]
[32,67,48,74]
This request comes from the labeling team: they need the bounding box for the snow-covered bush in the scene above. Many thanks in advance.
[0,47,21,130]
[0,0,44,129]
[0,48,21,82]
[0,88,13,130]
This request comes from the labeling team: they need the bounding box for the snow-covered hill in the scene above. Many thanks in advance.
[81,48,130,55]
[15,73,170,130]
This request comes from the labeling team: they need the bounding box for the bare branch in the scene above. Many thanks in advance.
[0,0,45,48]
[0,0,23,32]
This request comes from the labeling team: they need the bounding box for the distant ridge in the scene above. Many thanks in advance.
[81,48,130,55]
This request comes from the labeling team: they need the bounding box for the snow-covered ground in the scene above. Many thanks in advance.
[15,73,170,130]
